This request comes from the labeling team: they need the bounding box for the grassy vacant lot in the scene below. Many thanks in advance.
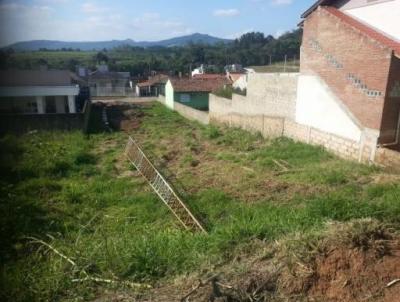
[249,61,300,73]
[1,103,399,301]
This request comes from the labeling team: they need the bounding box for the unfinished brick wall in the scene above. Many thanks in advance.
[301,7,392,131]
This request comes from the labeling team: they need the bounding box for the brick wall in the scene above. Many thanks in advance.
[301,7,392,131]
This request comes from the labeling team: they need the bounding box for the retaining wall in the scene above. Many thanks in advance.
[375,147,400,171]
[158,95,209,125]
[209,94,378,163]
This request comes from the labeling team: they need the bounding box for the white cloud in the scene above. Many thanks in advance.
[213,8,240,17]
[81,2,107,14]
[270,0,293,6]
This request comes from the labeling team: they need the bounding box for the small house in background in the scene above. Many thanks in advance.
[135,74,169,97]
[87,64,131,97]
[0,70,80,114]
[224,64,244,73]
[165,77,232,111]
[191,64,206,77]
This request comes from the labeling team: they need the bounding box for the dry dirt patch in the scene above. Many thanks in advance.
[307,242,400,302]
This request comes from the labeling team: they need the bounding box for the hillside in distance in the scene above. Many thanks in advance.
[6,33,232,51]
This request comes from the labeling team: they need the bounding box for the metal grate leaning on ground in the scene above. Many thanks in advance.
[125,137,207,233]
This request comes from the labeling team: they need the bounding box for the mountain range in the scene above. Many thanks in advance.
[5,33,232,51]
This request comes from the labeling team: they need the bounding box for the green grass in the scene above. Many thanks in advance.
[249,61,300,73]
[1,103,399,301]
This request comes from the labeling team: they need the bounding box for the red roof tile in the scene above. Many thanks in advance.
[137,74,169,87]
[192,74,228,80]
[323,7,400,56]
[171,78,231,93]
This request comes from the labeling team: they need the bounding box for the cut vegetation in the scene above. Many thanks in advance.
[1,102,399,302]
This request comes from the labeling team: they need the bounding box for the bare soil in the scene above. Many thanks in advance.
[137,238,400,302]
[307,241,400,302]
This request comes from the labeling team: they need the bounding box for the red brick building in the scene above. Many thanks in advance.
[297,0,400,151]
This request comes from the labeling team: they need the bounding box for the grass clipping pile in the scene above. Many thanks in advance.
[144,219,400,302]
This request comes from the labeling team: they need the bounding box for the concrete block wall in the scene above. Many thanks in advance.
[158,95,166,105]
[241,73,298,119]
[375,147,400,171]
[173,102,209,125]
[209,94,378,163]
[158,94,209,125]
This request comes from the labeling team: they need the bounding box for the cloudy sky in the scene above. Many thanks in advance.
[0,0,315,46]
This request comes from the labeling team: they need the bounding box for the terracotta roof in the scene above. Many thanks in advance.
[149,74,169,85]
[323,7,400,56]
[0,70,74,87]
[192,74,228,80]
[137,81,152,87]
[137,74,169,87]
[229,73,244,82]
[170,78,231,93]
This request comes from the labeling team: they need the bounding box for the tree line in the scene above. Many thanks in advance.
[0,30,302,75]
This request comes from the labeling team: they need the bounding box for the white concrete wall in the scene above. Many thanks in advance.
[165,80,174,109]
[296,75,363,141]
[245,73,298,119]
[343,0,400,41]
[232,74,248,90]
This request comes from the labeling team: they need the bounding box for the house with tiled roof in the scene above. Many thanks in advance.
[87,64,131,97]
[135,74,169,97]
[165,77,232,111]
[297,0,400,152]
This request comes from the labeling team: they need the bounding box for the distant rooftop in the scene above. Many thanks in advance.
[170,77,231,93]
[89,70,130,80]
[0,70,75,87]
[192,74,228,80]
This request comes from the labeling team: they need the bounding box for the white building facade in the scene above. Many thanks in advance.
[0,70,80,114]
